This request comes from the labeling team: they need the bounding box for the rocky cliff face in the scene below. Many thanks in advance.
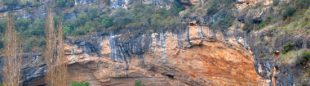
[0,53,46,86]
[0,0,309,85]
[0,25,267,85]
[64,26,266,85]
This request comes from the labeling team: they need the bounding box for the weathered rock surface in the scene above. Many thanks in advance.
[0,0,308,85]
[63,25,267,86]
[67,41,264,86]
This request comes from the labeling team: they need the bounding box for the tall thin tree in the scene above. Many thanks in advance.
[44,8,68,86]
[3,14,22,86]
[55,22,68,86]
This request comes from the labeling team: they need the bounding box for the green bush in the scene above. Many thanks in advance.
[283,43,294,54]
[63,25,72,35]
[206,0,235,15]
[56,0,75,8]
[16,18,31,35]
[22,36,45,52]
[72,22,94,36]
[203,0,235,31]
[282,6,296,19]
[76,12,89,26]
[257,17,272,29]
[257,21,267,29]
[63,20,76,35]
[170,1,185,16]
[100,16,113,28]
[15,18,46,52]
[70,81,90,86]
[17,18,45,37]
[135,80,143,86]
[16,18,31,27]
[302,51,310,61]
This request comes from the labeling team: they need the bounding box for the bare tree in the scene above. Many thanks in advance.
[3,14,22,86]
[44,8,56,85]
[44,8,68,86]
[55,22,68,86]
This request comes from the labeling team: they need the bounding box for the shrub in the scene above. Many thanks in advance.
[15,18,31,28]
[282,6,296,19]
[63,20,76,35]
[100,16,113,28]
[257,17,272,29]
[170,1,185,16]
[70,81,89,86]
[205,0,235,15]
[72,22,93,36]
[302,51,310,62]
[28,27,45,36]
[283,43,294,54]
[257,21,267,29]
[31,18,45,30]
[63,25,72,35]
[203,0,235,31]
[134,80,143,86]
[208,10,234,31]
[56,0,75,8]
[76,12,89,26]
[23,36,45,52]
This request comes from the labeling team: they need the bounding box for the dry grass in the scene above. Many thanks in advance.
[3,15,22,86]
[44,8,68,86]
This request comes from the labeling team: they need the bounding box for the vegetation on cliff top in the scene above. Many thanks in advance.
[0,0,308,54]
[0,0,185,52]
